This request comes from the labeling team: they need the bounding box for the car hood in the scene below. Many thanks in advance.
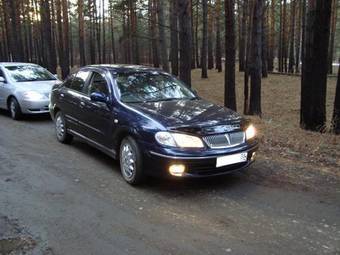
[128,99,244,134]
[14,80,61,94]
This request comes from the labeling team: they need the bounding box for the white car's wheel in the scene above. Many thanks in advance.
[9,97,22,120]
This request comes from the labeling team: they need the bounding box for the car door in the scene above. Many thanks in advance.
[60,70,91,134]
[80,70,114,149]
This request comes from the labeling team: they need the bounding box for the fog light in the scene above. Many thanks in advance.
[169,164,186,177]
[251,152,256,161]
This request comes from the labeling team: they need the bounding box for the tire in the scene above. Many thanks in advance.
[9,97,22,120]
[55,111,73,144]
[119,136,144,185]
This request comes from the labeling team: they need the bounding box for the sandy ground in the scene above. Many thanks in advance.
[192,69,340,192]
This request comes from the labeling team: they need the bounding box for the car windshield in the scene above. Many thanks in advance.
[5,65,56,82]
[115,72,196,103]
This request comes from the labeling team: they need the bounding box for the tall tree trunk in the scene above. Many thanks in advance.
[95,1,102,63]
[244,0,254,115]
[262,4,268,78]
[239,0,247,72]
[215,0,222,72]
[178,0,192,87]
[249,0,263,116]
[56,0,69,79]
[150,0,160,67]
[61,0,70,77]
[225,0,236,111]
[268,0,275,72]
[109,0,116,63]
[69,28,74,67]
[207,0,214,70]
[283,0,288,72]
[170,0,179,75]
[300,0,332,131]
[158,0,169,71]
[78,0,86,66]
[191,0,196,69]
[195,0,200,68]
[288,0,296,73]
[3,0,24,61]
[201,0,208,78]
[332,58,340,134]
[88,0,96,64]
[40,0,57,73]
[278,0,283,72]
[301,0,306,70]
[328,0,337,74]
[102,0,106,63]
[295,0,302,73]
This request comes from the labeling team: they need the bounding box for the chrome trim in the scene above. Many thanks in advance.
[68,129,116,157]
[149,148,254,160]
[203,132,245,149]
[65,114,103,134]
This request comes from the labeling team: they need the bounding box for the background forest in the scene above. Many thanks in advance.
[0,0,340,135]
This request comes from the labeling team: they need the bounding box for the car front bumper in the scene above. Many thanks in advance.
[143,143,259,178]
[20,99,50,114]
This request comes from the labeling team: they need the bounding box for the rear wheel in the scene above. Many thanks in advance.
[119,137,144,185]
[55,111,73,144]
[9,97,22,120]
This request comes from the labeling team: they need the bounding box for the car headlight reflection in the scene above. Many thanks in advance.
[245,124,256,140]
[23,91,46,101]
[155,132,204,148]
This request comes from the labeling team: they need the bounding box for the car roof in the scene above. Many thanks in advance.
[85,64,163,73]
[0,62,39,67]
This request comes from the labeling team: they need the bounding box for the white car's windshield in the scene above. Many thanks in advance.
[5,65,56,82]
[115,72,196,103]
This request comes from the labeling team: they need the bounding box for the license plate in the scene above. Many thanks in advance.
[216,152,248,168]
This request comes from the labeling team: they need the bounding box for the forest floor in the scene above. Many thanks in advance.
[192,69,340,195]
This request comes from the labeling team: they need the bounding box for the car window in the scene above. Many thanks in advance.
[115,72,196,103]
[87,72,109,97]
[4,65,56,82]
[70,71,90,93]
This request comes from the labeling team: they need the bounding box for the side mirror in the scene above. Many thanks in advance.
[0,77,5,83]
[90,92,108,103]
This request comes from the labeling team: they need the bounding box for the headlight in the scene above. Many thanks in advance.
[245,124,256,140]
[155,132,204,148]
[23,91,45,101]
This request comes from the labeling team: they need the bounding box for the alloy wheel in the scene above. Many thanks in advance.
[55,115,65,140]
[10,100,16,118]
[121,143,136,180]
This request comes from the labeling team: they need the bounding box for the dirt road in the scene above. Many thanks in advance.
[0,111,339,255]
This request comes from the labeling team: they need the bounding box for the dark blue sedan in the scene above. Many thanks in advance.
[49,65,258,185]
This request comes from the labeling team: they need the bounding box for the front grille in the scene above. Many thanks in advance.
[203,131,245,149]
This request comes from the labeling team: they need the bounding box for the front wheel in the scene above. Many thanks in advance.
[55,111,73,144]
[120,137,144,185]
[9,97,22,120]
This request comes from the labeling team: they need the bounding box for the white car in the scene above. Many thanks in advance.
[0,62,61,120]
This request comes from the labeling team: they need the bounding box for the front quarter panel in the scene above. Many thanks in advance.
[112,102,166,154]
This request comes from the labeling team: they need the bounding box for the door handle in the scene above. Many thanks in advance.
[80,101,85,107]
[60,93,65,98]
